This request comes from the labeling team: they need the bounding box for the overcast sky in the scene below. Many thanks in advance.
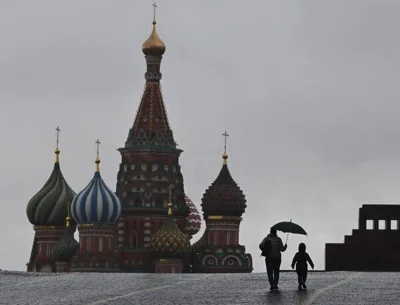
[1,1,400,273]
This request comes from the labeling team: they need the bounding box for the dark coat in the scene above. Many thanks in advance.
[291,251,314,271]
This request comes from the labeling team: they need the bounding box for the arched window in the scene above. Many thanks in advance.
[129,231,138,248]
[226,232,231,246]
[87,237,91,253]
[99,237,103,253]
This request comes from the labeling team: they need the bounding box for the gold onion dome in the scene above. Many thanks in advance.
[149,187,190,257]
[142,21,166,56]
[149,214,190,257]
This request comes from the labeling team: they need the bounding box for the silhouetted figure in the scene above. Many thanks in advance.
[291,243,314,291]
[259,227,287,291]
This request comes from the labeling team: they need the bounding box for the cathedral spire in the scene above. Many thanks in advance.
[121,3,178,152]
[142,2,166,83]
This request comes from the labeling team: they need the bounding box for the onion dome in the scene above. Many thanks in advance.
[142,20,166,56]
[184,195,202,236]
[149,186,190,257]
[71,140,122,224]
[201,142,247,217]
[26,133,76,226]
[52,204,79,262]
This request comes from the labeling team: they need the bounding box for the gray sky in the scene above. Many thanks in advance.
[1,0,400,273]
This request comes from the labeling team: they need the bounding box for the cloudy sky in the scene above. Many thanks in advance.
[1,0,400,273]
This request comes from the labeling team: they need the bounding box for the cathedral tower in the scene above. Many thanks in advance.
[71,140,122,272]
[52,202,79,272]
[192,132,253,273]
[115,5,190,271]
[26,127,76,272]
[149,185,191,273]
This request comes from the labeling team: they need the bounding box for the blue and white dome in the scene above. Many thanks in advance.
[71,156,121,224]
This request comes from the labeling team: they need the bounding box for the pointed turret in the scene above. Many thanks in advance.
[149,185,190,257]
[115,4,189,272]
[72,140,122,224]
[52,202,79,265]
[26,127,76,226]
[26,127,76,273]
[201,132,247,217]
[192,132,253,273]
[70,140,121,272]
[122,4,177,151]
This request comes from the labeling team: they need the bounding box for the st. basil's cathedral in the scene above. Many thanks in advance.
[25,7,253,274]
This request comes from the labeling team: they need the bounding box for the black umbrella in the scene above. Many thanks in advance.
[272,219,307,243]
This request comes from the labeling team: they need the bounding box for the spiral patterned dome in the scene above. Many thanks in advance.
[149,203,190,257]
[26,150,76,226]
[71,158,121,225]
[52,227,79,263]
[184,195,202,236]
[201,154,247,217]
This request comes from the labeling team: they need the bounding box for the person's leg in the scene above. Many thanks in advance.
[302,269,308,288]
[297,270,302,284]
[273,258,282,288]
[265,258,274,289]
[296,270,302,290]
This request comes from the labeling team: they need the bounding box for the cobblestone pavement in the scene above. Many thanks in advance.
[0,271,399,305]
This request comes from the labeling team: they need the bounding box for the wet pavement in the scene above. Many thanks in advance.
[0,271,399,304]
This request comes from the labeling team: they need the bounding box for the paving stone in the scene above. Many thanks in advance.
[0,271,399,305]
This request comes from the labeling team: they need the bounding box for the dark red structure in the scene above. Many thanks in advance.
[26,8,253,274]
[325,204,400,271]
[148,186,191,273]
[26,146,76,273]
[192,151,253,273]
[114,18,195,272]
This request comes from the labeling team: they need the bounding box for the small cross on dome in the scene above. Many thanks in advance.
[153,3,157,24]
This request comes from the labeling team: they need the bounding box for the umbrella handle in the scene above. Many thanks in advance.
[285,219,292,244]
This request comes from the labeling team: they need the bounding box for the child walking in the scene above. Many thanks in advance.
[291,243,314,291]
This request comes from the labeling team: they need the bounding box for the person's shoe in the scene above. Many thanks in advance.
[298,284,303,291]
[274,286,279,290]
[302,283,307,289]
[270,286,274,291]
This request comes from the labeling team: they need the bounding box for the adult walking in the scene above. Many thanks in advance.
[259,227,287,291]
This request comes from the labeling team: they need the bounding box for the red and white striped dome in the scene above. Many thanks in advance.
[184,195,202,236]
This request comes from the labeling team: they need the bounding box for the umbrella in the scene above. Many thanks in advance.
[271,219,307,243]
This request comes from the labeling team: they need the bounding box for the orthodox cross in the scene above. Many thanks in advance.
[153,2,157,23]
[55,126,61,150]
[95,139,101,159]
[222,131,229,154]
